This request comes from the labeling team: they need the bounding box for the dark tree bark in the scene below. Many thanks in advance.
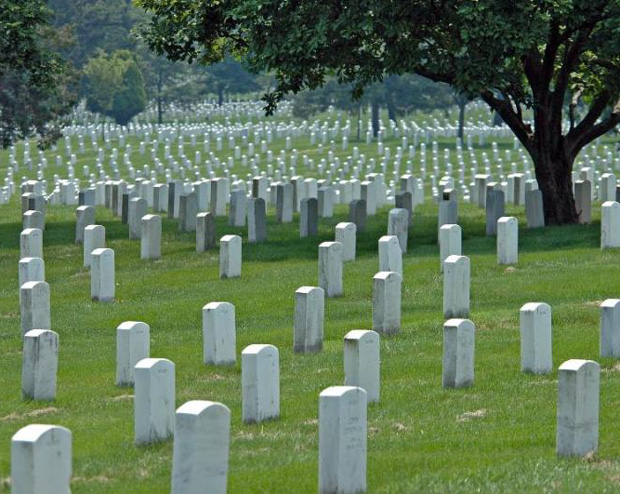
[371,99,379,137]
[457,100,466,141]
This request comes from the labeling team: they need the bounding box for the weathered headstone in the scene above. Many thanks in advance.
[116,321,150,386]
[335,222,356,262]
[203,302,236,365]
[600,299,620,357]
[242,344,280,423]
[83,225,105,268]
[75,205,95,244]
[129,197,147,240]
[395,192,413,225]
[20,228,43,259]
[11,424,72,494]
[557,359,600,457]
[18,257,45,304]
[439,224,461,272]
[91,248,115,302]
[276,183,294,223]
[344,330,380,403]
[319,241,343,297]
[442,318,475,388]
[520,302,552,374]
[20,281,50,336]
[22,329,59,401]
[372,271,402,335]
[349,199,367,232]
[443,255,470,318]
[210,178,228,216]
[248,198,267,243]
[388,208,409,253]
[485,189,505,236]
[525,189,545,228]
[319,386,367,494]
[497,216,518,265]
[23,210,45,231]
[294,286,324,353]
[601,201,620,249]
[196,212,217,251]
[141,214,162,260]
[134,358,175,445]
[219,235,242,279]
[179,192,198,232]
[228,189,246,227]
[574,180,592,224]
[378,235,402,277]
[300,198,318,237]
[171,400,231,494]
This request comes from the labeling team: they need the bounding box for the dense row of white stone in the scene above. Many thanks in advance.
[9,119,620,491]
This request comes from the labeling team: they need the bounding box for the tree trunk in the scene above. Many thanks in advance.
[457,101,466,141]
[217,85,224,107]
[157,68,164,125]
[371,99,379,137]
[531,141,579,225]
[356,104,361,141]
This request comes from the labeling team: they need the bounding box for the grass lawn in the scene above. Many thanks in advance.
[1,109,620,492]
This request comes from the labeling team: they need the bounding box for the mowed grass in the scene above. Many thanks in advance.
[1,188,620,493]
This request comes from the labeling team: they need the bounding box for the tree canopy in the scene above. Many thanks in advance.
[0,0,75,148]
[82,50,147,126]
[138,0,620,224]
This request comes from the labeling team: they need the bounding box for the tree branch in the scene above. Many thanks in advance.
[566,90,611,148]
[569,98,620,157]
[569,88,584,131]
[480,90,532,150]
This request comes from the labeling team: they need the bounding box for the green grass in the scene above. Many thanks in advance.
[1,193,620,493]
[1,108,620,492]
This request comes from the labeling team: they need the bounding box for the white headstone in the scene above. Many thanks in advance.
[11,424,72,494]
[439,224,461,272]
[22,329,59,401]
[91,248,115,302]
[557,359,600,457]
[443,255,470,318]
[520,302,552,373]
[219,235,242,279]
[18,257,45,303]
[75,205,95,244]
[83,224,105,268]
[242,344,280,423]
[335,222,356,262]
[20,280,50,336]
[20,228,43,259]
[442,318,475,388]
[600,299,620,357]
[141,214,162,260]
[344,330,380,403]
[387,208,409,253]
[601,201,620,249]
[319,241,343,297]
[116,321,150,386]
[372,271,402,335]
[134,358,175,444]
[203,302,236,365]
[171,400,231,494]
[294,286,324,353]
[319,386,367,494]
[497,216,518,264]
[374,224,402,272]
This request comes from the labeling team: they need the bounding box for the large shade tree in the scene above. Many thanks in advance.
[138,0,620,224]
[0,0,75,148]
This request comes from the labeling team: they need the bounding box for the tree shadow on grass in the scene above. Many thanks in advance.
[0,204,602,262]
